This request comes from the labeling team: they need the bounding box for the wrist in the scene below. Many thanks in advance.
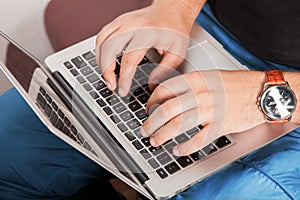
[283,72,300,124]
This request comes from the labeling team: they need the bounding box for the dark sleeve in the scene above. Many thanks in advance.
[208,0,300,68]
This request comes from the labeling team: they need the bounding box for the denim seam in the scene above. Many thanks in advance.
[236,160,294,200]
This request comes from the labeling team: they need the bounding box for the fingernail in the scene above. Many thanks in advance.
[140,127,148,137]
[150,137,156,146]
[106,81,112,89]
[118,88,125,97]
[173,146,180,156]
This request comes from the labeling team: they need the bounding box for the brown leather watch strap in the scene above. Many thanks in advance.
[265,70,286,86]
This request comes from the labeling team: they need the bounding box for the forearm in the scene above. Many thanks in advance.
[284,72,300,124]
[152,0,206,28]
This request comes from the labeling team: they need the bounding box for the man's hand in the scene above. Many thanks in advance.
[95,0,205,96]
[141,70,266,156]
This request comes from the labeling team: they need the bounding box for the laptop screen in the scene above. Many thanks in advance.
[0,32,41,93]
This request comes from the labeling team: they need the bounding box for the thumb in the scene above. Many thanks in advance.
[148,52,185,90]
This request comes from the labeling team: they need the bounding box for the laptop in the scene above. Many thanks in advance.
[0,23,297,200]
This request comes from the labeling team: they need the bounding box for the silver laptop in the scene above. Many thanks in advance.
[0,23,297,200]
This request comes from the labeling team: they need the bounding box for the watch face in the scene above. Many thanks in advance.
[261,85,297,120]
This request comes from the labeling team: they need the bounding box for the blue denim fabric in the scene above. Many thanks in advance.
[0,89,105,199]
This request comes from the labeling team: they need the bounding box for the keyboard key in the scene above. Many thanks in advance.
[165,141,177,154]
[156,168,168,179]
[129,101,142,112]
[176,156,193,168]
[37,93,46,109]
[164,162,180,175]
[89,90,99,99]
[39,87,46,96]
[71,56,87,69]
[99,88,112,98]
[112,102,126,114]
[214,136,231,149]
[133,87,144,97]
[120,111,133,122]
[55,119,64,131]
[83,83,92,91]
[103,106,113,115]
[106,95,120,106]
[87,73,100,83]
[63,61,73,69]
[202,144,218,155]
[117,122,128,132]
[157,152,172,165]
[83,142,92,151]
[140,149,151,159]
[77,133,85,144]
[70,125,78,135]
[76,75,86,84]
[124,132,135,141]
[121,93,135,103]
[93,80,106,91]
[190,151,205,161]
[88,58,97,67]
[96,98,106,107]
[148,158,159,169]
[45,94,52,103]
[70,68,79,76]
[141,63,155,74]
[50,112,58,125]
[110,115,121,124]
[141,137,151,147]
[126,119,141,130]
[175,134,189,144]
[186,127,199,136]
[80,66,93,76]
[62,126,71,136]
[51,101,58,111]
[57,109,65,119]
[44,104,52,117]
[64,117,71,127]
[82,51,95,60]
[134,129,143,139]
[132,140,143,150]
[135,109,147,120]
[137,93,149,104]
[149,146,163,156]
[134,69,145,80]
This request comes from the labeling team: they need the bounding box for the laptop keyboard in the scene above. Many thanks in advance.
[36,86,98,157]
[62,50,233,179]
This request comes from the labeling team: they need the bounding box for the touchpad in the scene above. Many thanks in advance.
[178,40,242,74]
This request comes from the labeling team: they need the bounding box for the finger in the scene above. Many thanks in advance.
[95,16,123,48]
[118,34,151,96]
[148,51,185,90]
[146,75,191,114]
[99,31,133,90]
[149,108,208,147]
[173,125,212,156]
[142,92,199,137]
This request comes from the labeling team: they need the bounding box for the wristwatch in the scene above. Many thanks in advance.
[258,70,297,123]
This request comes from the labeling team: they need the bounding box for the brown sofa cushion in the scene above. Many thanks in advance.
[44,0,151,51]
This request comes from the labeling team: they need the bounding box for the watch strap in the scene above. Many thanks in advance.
[265,70,286,86]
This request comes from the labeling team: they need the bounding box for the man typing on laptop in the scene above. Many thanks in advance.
[1,0,300,199]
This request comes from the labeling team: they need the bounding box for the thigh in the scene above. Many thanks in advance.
[173,129,300,200]
[0,89,105,199]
